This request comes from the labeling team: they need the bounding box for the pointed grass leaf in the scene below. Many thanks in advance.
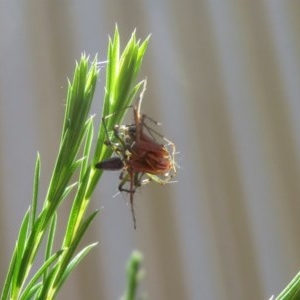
[0,243,17,299]
[276,270,300,300]
[42,211,99,299]
[124,251,143,300]
[17,208,31,257]
[31,153,40,229]
[60,210,99,275]
[80,117,94,181]
[44,213,57,281]
[14,210,50,293]
[93,29,149,171]
[1,30,149,299]
[84,57,99,102]
[46,158,80,209]
[19,249,64,300]
[48,56,99,206]
[135,35,150,74]
[54,242,98,294]
[60,182,78,205]
[21,282,42,300]
[10,208,31,295]
[105,26,120,113]
[63,168,93,247]
[117,38,139,104]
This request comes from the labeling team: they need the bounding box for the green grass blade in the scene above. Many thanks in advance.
[0,243,18,299]
[39,211,99,299]
[22,282,42,300]
[1,29,149,299]
[10,208,31,295]
[91,29,150,198]
[60,182,78,204]
[276,270,300,299]
[135,35,150,73]
[31,153,40,229]
[126,81,145,110]
[17,209,31,257]
[80,117,94,181]
[19,249,64,300]
[58,210,99,280]
[46,56,99,206]
[124,251,143,300]
[55,242,98,293]
[63,168,93,247]
[13,211,48,295]
[43,213,57,281]
[105,26,120,114]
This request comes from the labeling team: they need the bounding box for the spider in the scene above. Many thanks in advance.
[95,81,176,229]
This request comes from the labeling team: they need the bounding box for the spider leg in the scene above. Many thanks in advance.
[129,171,136,229]
[118,171,137,229]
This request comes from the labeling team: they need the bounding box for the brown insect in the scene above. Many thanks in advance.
[96,80,176,229]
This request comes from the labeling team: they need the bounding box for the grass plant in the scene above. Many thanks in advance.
[0,27,149,300]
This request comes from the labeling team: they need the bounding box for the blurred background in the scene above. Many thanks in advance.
[1,1,300,299]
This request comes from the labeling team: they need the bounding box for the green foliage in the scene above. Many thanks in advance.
[0,27,149,300]
[123,251,144,300]
[90,26,150,197]
[275,270,300,300]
